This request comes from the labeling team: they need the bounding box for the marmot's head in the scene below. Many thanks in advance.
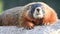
[24,2,47,19]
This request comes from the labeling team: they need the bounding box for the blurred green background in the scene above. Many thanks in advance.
[0,0,60,19]
[0,0,3,14]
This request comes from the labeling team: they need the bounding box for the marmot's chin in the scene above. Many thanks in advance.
[34,15,44,19]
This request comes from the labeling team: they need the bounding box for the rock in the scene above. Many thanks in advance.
[0,20,60,34]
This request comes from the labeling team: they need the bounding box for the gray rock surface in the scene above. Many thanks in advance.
[0,20,60,34]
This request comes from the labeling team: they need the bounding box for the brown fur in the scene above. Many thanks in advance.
[0,2,58,29]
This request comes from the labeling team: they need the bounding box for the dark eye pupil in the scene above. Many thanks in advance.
[37,9,40,12]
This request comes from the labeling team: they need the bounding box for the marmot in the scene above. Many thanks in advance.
[0,2,58,29]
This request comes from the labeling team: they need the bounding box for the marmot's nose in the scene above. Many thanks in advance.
[36,8,40,12]
[36,9,40,15]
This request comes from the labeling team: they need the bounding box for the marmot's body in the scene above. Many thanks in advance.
[0,2,58,29]
[0,7,23,26]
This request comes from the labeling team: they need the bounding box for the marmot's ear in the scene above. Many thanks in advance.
[24,4,32,10]
[26,5,32,10]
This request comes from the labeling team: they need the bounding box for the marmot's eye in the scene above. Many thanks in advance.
[36,9,40,12]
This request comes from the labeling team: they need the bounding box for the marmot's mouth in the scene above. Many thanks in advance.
[34,16,44,20]
[33,15,44,20]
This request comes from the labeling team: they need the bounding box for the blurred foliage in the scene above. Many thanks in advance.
[2,0,60,19]
[0,0,3,14]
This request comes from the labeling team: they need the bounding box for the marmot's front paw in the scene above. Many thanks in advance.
[22,21,34,30]
[43,22,50,25]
